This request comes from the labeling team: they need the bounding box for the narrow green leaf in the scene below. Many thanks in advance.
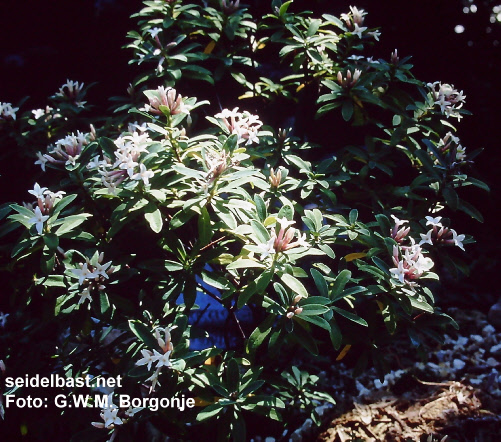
[332,306,368,326]
[331,269,352,300]
[247,314,275,354]
[280,273,308,298]
[310,268,328,297]
[128,320,158,349]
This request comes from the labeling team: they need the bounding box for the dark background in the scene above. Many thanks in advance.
[1,0,499,305]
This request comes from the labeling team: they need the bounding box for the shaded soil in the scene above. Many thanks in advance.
[313,309,501,442]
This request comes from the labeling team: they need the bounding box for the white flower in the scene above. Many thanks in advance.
[78,288,92,305]
[148,27,162,39]
[136,349,157,371]
[391,215,408,228]
[368,30,381,41]
[257,237,276,259]
[0,102,19,120]
[28,183,48,199]
[87,155,101,170]
[450,229,466,251]
[34,152,48,172]
[214,107,240,119]
[101,402,122,428]
[153,349,172,369]
[352,23,367,38]
[93,261,112,279]
[276,217,296,230]
[419,229,433,246]
[349,6,367,24]
[72,263,96,285]
[131,164,154,186]
[425,216,443,227]
[32,109,45,119]
[145,368,162,391]
[155,327,173,353]
[28,206,49,235]
[390,260,406,284]
[125,406,143,417]
[413,254,434,273]
[0,312,9,328]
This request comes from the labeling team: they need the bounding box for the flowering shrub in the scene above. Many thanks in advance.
[0,1,488,440]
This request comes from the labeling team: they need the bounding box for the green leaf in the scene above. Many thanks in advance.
[467,177,490,192]
[458,199,484,222]
[342,100,354,121]
[408,296,434,313]
[215,201,237,230]
[332,306,368,326]
[280,273,308,298]
[128,320,158,349]
[100,292,111,314]
[247,314,275,355]
[310,269,328,297]
[238,270,273,308]
[442,186,459,211]
[299,304,330,315]
[299,314,331,331]
[36,275,66,287]
[292,321,319,355]
[51,194,78,217]
[254,194,267,222]
[43,232,59,251]
[329,320,342,349]
[349,209,358,225]
[226,359,240,392]
[227,259,266,270]
[164,260,184,271]
[198,206,211,247]
[331,269,352,300]
[371,256,390,275]
[239,380,265,397]
[375,214,391,236]
[197,403,225,422]
[232,412,246,442]
[250,220,270,243]
[144,202,163,233]
[54,214,92,235]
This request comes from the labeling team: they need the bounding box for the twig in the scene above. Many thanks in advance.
[200,236,226,252]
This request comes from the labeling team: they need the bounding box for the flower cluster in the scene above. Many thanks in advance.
[428,81,466,120]
[257,218,308,259]
[214,108,263,145]
[0,102,19,121]
[390,240,434,286]
[71,252,114,304]
[144,86,189,116]
[390,215,410,243]
[221,0,241,15]
[419,216,465,251]
[337,69,361,89]
[269,167,283,188]
[32,105,59,122]
[91,394,123,430]
[204,149,232,183]
[341,6,368,37]
[286,295,304,319]
[89,129,154,194]
[36,131,90,170]
[136,327,173,391]
[53,79,86,107]
[24,183,66,234]
[434,132,468,166]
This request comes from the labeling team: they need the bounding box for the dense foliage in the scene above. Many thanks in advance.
[0,1,488,440]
